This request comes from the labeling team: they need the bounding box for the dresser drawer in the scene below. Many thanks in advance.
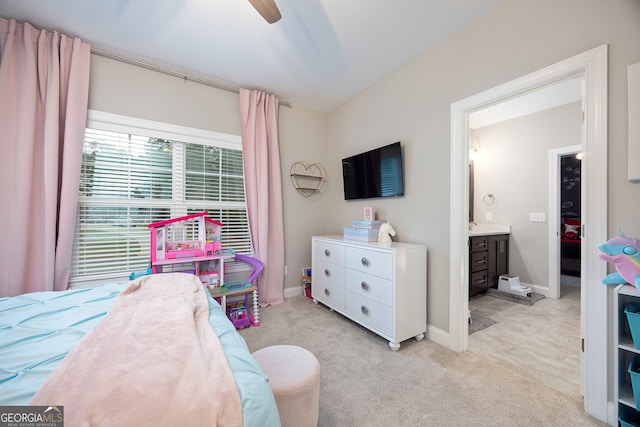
[345,269,392,306]
[313,259,345,289]
[313,281,345,311]
[345,292,392,336]
[313,240,346,266]
[345,247,392,279]
[470,251,488,272]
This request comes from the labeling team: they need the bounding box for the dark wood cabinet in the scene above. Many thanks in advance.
[469,234,509,297]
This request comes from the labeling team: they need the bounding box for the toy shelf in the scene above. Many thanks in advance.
[209,284,260,329]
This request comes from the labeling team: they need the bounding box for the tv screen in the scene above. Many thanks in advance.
[342,141,404,200]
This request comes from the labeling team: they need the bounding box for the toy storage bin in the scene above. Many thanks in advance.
[628,354,640,409]
[625,303,640,349]
[620,405,640,427]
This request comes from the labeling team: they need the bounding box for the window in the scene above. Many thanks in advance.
[71,111,251,283]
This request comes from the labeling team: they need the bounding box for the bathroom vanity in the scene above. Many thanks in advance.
[469,225,510,297]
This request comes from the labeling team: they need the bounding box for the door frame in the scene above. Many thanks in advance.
[548,144,582,300]
[449,45,608,420]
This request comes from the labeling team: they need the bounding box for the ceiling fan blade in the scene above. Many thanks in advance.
[248,0,282,24]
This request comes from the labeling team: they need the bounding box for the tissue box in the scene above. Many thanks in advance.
[343,227,379,241]
[351,220,387,229]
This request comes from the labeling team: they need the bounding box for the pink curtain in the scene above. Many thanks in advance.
[0,18,91,297]
[239,89,285,306]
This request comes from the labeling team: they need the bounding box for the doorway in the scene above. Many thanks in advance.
[449,45,608,420]
[559,153,582,279]
[467,101,583,399]
[549,145,583,300]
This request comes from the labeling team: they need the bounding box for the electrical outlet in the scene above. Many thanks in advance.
[529,212,546,222]
[486,212,493,221]
[284,265,288,276]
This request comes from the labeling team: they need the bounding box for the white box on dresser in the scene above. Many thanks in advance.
[312,235,427,351]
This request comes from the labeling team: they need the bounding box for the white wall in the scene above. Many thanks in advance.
[85,0,640,335]
[279,106,328,290]
[472,102,581,287]
[88,54,328,291]
[325,0,640,332]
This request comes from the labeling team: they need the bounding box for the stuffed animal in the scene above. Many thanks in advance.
[378,223,396,243]
[599,231,640,290]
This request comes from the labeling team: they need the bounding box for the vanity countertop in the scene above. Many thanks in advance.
[469,223,511,236]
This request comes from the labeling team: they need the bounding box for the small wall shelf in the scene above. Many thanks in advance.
[290,161,326,198]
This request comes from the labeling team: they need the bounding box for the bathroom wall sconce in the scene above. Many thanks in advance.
[469,145,480,161]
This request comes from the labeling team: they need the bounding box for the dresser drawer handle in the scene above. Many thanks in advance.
[361,305,369,315]
[476,260,486,265]
[361,281,369,291]
[324,249,330,257]
[324,268,330,277]
[361,257,369,266]
[324,288,330,296]
[475,279,486,285]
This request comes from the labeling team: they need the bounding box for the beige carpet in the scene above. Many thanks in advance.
[239,295,605,427]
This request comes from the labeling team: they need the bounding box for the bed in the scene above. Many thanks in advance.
[0,273,280,426]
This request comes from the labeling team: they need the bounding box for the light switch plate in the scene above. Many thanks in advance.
[530,212,546,222]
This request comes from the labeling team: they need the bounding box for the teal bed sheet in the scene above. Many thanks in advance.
[0,283,280,427]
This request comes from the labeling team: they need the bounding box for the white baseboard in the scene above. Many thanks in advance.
[427,324,453,350]
[284,285,304,299]
[529,284,549,297]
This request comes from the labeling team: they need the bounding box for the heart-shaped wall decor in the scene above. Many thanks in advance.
[290,161,327,197]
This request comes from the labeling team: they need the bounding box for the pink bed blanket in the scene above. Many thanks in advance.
[31,273,242,426]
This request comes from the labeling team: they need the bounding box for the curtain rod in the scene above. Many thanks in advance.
[90,46,292,108]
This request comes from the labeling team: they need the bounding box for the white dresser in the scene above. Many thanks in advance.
[312,236,427,350]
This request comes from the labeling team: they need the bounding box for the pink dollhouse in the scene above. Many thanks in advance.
[147,211,262,329]
[148,211,225,284]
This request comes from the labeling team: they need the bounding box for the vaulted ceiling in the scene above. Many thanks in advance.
[0,0,506,111]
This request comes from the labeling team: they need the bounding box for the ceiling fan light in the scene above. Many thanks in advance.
[248,0,282,24]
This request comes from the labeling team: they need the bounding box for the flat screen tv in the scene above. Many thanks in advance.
[342,141,404,200]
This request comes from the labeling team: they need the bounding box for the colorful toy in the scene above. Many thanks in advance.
[227,302,251,329]
[129,262,153,281]
[234,253,264,284]
[148,211,223,273]
[599,231,640,290]
[210,254,264,329]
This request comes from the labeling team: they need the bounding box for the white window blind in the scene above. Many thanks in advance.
[71,111,250,283]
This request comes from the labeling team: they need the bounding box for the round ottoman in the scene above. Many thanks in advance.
[252,345,320,427]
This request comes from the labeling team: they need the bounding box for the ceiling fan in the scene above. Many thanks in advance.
[248,0,282,24]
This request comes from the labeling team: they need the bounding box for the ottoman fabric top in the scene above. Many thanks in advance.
[252,345,320,394]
